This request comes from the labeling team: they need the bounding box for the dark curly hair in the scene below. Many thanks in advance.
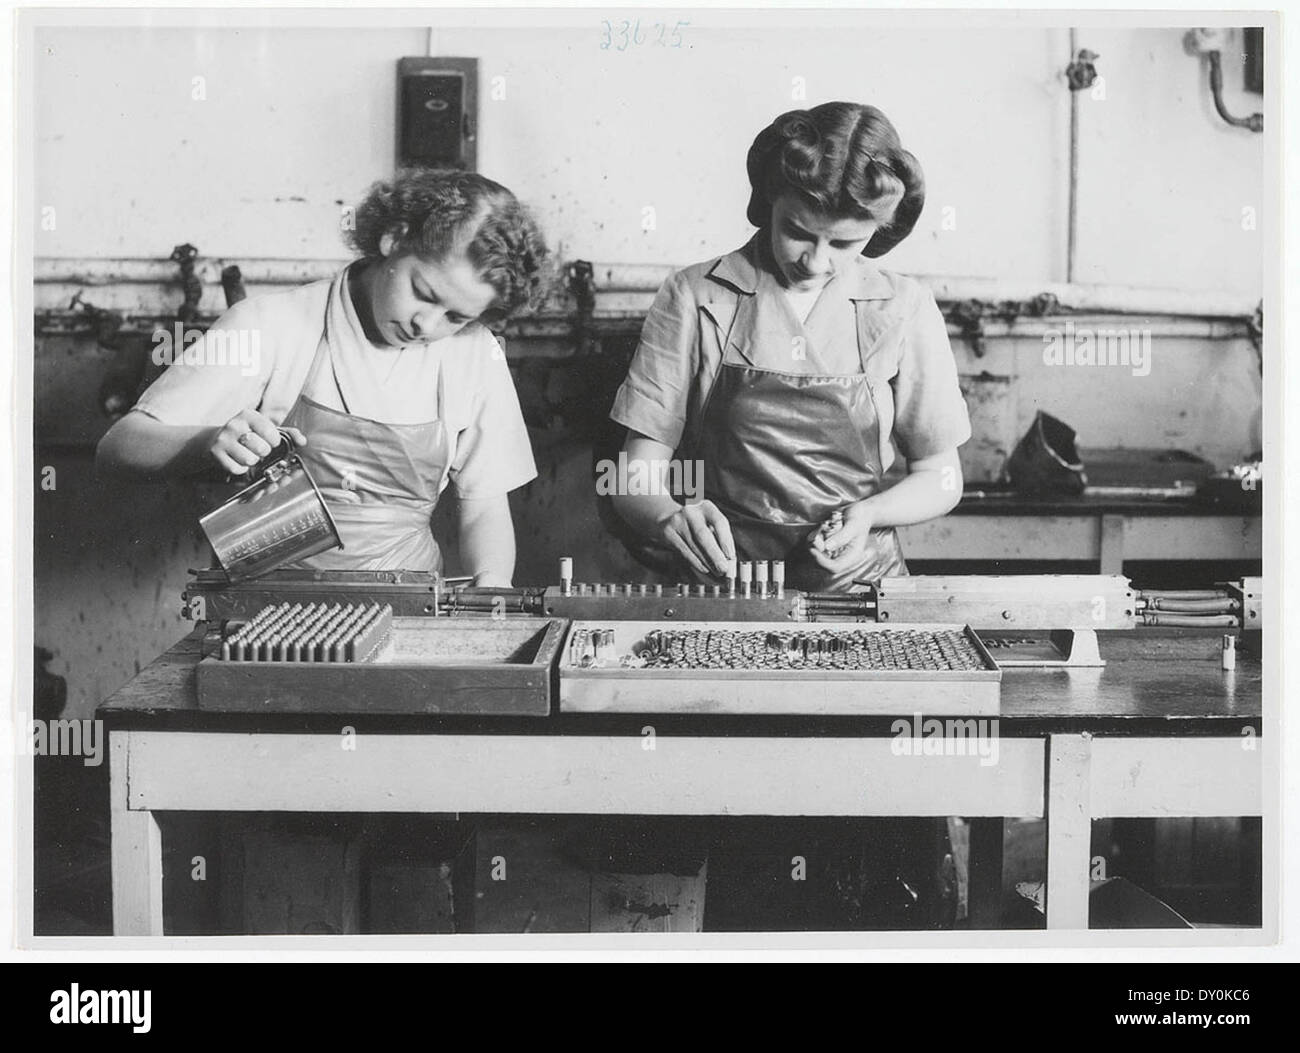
[347,168,549,319]
[745,102,924,258]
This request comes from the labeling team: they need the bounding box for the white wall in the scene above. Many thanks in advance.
[30,17,1268,719]
[34,20,1264,295]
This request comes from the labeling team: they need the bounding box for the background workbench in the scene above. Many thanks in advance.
[903,494,1260,573]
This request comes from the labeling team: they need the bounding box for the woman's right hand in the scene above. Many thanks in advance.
[210,409,306,476]
[656,499,736,577]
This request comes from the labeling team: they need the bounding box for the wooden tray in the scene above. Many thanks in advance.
[196,617,566,715]
[559,621,1001,716]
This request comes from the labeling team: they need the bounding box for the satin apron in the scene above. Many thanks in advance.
[280,325,451,573]
[693,289,907,593]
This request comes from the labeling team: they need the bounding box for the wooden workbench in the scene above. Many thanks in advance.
[99,629,1263,936]
[902,493,1261,572]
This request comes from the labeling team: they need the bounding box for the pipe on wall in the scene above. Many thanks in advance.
[35,258,1262,321]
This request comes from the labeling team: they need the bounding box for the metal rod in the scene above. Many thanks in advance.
[1147,598,1238,614]
[1139,589,1230,601]
[1141,613,1238,628]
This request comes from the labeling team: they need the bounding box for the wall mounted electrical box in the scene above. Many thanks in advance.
[396,57,477,170]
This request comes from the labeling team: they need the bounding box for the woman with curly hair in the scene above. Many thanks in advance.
[610,102,970,591]
[99,169,548,585]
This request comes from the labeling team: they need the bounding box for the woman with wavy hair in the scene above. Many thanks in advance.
[611,102,970,590]
[99,169,548,585]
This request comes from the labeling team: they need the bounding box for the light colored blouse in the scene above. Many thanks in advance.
[610,236,971,471]
[132,266,537,500]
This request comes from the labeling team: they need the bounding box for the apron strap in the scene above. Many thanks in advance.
[313,271,353,414]
[295,268,346,414]
[300,333,349,412]
[434,354,454,494]
[681,289,756,459]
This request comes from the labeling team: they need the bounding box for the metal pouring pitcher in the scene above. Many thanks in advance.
[199,431,343,582]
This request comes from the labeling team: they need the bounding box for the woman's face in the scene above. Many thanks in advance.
[357,230,498,348]
[768,194,878,292]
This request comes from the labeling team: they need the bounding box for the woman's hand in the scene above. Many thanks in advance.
[611,433,735,577]
[657,499,735,577]
[210,409,306,476]
[808,500,876,574]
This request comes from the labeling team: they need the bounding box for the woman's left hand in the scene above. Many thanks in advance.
[808,500,876,573]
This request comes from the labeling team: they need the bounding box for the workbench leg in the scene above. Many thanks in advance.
[966,818,1004,929]
[110,733,164,936]
[1045,733,1092,930]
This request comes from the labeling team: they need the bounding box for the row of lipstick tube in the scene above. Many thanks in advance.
[557,558,786,599]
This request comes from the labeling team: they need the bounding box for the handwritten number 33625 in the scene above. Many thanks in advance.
[600,20,688,50]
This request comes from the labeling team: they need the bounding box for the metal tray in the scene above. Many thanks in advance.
[559,621,1001,715]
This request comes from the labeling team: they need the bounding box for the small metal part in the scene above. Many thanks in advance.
[678,583,689,598]
[755,561,769,598]
[711,584,721,598]
[560,556,573,596]
[1222,634,1237,671]
[654,584,664,597]
[772,560,785,599]
[637,583,648,596]
[694,584,706,597]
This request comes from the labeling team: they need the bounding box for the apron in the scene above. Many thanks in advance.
[279,305,452,573]
[691,285,907,593]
